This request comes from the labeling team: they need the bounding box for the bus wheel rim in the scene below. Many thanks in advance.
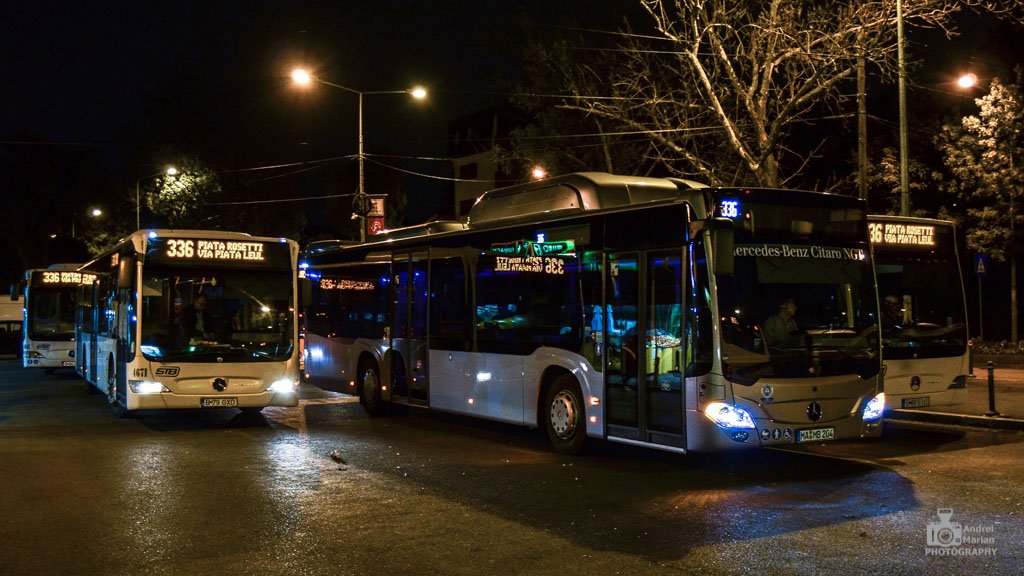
[550,390,578,439]
[364,369,378,398]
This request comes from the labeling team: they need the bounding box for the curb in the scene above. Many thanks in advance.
[886,409,1024,432]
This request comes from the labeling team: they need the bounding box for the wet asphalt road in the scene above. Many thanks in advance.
[0,359,1021,576]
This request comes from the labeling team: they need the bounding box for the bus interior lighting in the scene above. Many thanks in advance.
[704,402,756,429]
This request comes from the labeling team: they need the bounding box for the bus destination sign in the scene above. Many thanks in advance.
[33,271,97,286]
[868,222,935,247]
[489,240,575,276]
[146,237,292,269]
[164,239,265,261]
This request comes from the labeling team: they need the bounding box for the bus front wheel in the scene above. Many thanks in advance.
[544,375,586,455]
[360,363,385,417]
[108,365,133,419]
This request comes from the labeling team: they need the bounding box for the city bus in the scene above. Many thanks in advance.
[868,215,969,410]
[302,173,885,454]
[0,294,24,357]
[18,264,83,372]
[76,229,303,417]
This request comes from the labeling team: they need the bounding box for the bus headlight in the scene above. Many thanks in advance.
[704,402,756,429]
[26,351,44,359]
[268,378,299,394]
[863,392,885,421]
[129,380,168,394]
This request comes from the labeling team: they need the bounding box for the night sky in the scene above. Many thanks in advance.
[1,1,1021,284]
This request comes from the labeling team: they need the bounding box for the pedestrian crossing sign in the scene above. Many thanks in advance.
[976,253,988,277]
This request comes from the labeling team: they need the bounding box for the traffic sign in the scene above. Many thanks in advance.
[975,253,988,278]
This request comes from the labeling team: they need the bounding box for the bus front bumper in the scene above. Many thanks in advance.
[125,390,299,411]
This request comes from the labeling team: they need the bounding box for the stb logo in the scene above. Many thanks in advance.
[927,508,963,548]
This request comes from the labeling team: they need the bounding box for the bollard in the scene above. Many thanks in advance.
[985,361,1001,417]
[968,339,974,377]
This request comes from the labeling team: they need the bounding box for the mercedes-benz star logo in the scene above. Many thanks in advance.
[806,401,823,422]
[212,378,228,392]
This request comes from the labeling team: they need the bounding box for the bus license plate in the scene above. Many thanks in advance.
[61,361,75,367]
[902,397,930,408]
[796,427,836,443]
[201,397,238,408]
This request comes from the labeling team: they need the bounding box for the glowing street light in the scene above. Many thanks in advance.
[72,206,103,238]
[136,166,178,230]
[531,166,547,180]
[290,67,428,241]
[957,73,978,90]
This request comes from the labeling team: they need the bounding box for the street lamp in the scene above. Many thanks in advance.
[136,166,177,230]
[72,207,103,238]
[291,67,427,241]
[957,73,978,90]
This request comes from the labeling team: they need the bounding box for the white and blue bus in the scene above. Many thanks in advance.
[869,216,969,410]
[76,230,303,417]
[19,264,85,372]
[302,173,885,454]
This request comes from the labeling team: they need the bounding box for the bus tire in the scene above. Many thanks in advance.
[107,363,133,418]
[240,407,264,415]
[544,374,586,455]
[360,362,385,417]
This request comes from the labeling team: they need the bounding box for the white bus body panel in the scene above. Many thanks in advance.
[429,350,524,424]
[304,333,356,386]
[23,339,75,369]
[883,354,968,409]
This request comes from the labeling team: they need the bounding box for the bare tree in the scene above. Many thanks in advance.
[514,0,1018,188]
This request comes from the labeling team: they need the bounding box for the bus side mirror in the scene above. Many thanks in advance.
[710,218,735,276]
[117,257,134,289]
[299,277,312,308]
[9,283,18,300]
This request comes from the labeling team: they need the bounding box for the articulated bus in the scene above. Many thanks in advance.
[868,215,969,410]
[302,173,885,454]
[76,230,303,417]
[19,264,83,372]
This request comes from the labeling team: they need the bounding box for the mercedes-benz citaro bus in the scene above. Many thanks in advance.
[76,229,303,418]
[19,264,84,372]
[869,215,969,411]
[302,173,885,454]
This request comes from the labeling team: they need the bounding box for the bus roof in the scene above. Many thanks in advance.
[466,172,707,228]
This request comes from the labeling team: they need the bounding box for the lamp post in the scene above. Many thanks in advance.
[136,166,178,230]
[897,0,910,216]
[291,68,427,241]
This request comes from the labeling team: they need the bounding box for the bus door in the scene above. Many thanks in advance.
[604,250,686,449]
[390,251,429,405]
[88,282,99,381]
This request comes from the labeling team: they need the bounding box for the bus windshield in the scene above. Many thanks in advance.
[716,245,879,383]
[875,256,967,359]
[28,287,77,340]
[139,269,293,362]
